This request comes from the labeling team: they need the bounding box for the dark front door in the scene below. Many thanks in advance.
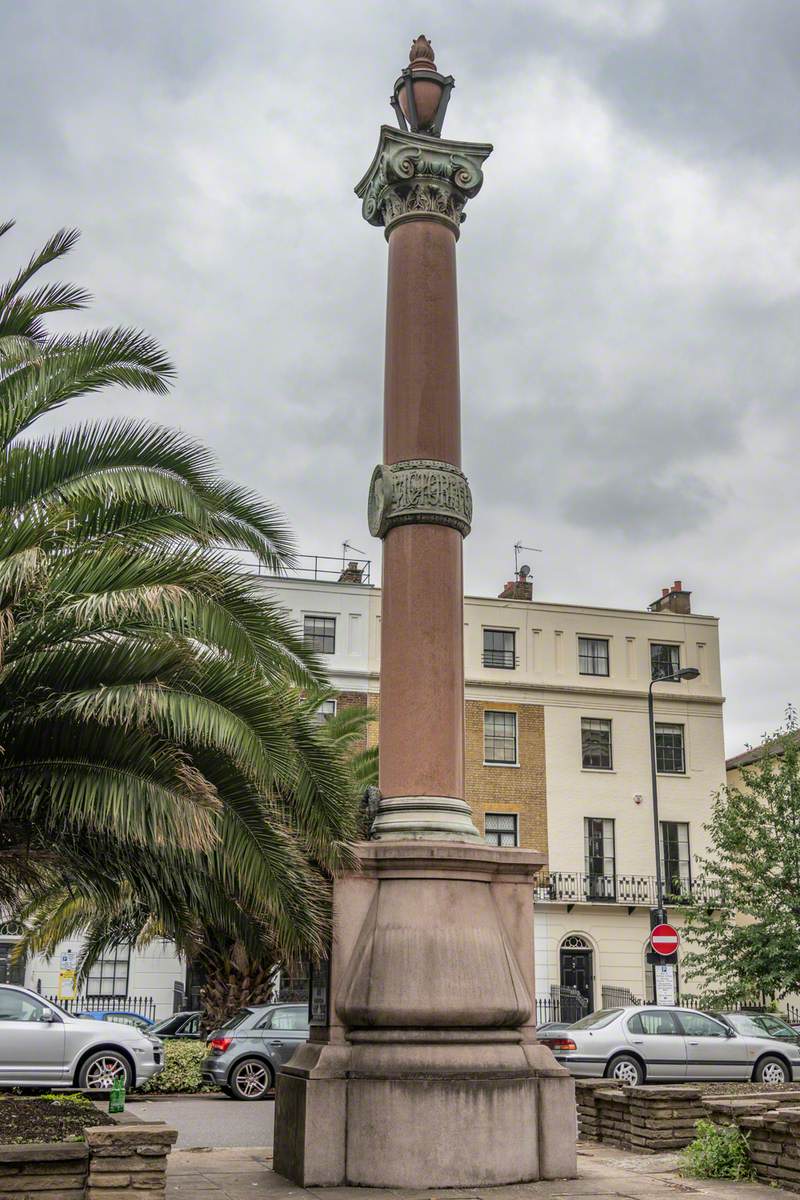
[185,963,206,1011]
[560,948,594,1016]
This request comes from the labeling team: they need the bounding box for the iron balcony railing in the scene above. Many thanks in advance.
[534,871,722,907]
[482,650,519,669]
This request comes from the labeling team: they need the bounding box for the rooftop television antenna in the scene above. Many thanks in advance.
[342,540,369,568]
[514,541,542,578]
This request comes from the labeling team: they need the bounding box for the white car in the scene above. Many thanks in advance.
[0,984,164,1091]
[544,1005,800,1086]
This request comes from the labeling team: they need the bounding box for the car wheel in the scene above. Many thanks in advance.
[228,1057,272,1101]
[606,1053,644,1086]
[754,1055,789,1085]
[78,1050,132,1093]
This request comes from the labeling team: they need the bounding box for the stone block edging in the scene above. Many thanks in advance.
[708,1102,800,1193]
[0,1122,178,1200]
[577,1081,716,1153]
[578,1078,800,1175]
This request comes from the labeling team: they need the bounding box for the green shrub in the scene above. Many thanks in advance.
[680,1119,754,1180]
[138,1040,217,1094]
[40,1093,93,1107]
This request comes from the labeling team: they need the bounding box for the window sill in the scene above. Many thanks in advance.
[580,767,616,774]
[483,761,521,768]
[578,672,610,679]
[657,771,689,778]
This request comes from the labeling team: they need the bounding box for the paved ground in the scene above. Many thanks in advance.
[166,1142,798,1199]
[128,1094,274,1148]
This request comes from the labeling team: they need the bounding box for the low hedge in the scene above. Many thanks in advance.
[138,1039,217,1094]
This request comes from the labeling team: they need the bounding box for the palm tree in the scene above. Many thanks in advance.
[19,692,377,1026]
[0,220,360,985]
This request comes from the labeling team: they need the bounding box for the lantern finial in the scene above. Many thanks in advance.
[409,35,435,66]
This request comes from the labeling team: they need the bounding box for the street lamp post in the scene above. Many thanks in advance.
[648,666,700,920]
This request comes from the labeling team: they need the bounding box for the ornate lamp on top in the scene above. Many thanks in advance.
[390,35,454,136]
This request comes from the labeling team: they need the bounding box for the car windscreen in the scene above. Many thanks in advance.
[724,1012,799,1041]
[150,1014,185,1035]
[107,1014,148,1028]
[570,1008,623,1030]
[219,1008,254,1031]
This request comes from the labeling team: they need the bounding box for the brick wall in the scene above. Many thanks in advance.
[465,699,548,854]
[335,690,369,750]
[359,694,547,854]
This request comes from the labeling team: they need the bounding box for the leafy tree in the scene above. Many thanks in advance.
[683,708,800,1004]
[0,219,363,983]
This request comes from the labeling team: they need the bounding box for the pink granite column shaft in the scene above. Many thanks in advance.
[379,218,465,803]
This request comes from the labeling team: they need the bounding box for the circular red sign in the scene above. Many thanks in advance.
[651,923,679,955]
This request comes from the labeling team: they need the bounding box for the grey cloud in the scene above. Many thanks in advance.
[1,0,798,755]
[562,474,717,537]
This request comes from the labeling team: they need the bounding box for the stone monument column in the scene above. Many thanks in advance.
[273,38,577,1191]
[362,49,488,841]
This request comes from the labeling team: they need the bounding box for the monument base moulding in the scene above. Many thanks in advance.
[273,841,577,1189]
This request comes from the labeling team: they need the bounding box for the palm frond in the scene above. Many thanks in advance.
[0,327,175,447]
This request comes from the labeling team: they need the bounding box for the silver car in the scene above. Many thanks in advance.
[546,1005,800,1086]
[202,1002,308,1100]
[0,984,164,1091]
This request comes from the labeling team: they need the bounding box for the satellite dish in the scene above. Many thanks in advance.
[519,564,531,578]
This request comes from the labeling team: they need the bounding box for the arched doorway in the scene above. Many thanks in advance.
[559,934,594,1016]
[0,922,25,986]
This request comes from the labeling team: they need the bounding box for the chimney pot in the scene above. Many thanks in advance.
[650,580,691,615]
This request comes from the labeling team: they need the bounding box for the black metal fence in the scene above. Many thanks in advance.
[537,986,800,1028]
[680,994,800,1024]
[601,985,643,1009]
[234,551,372,584]
[535,987,589,1026]
[42,995,157,1021]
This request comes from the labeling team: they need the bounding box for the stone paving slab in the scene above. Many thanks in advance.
[167,1143,799,1200]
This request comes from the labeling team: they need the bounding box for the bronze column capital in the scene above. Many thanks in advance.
[355,125,493,240]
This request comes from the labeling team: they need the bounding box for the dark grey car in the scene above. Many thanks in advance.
[201,1002,308,1100]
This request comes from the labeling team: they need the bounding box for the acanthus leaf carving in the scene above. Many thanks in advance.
[355,126,492,238]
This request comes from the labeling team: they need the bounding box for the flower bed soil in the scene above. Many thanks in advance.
[702,1082,800,1096]
[0,1096,113,1144]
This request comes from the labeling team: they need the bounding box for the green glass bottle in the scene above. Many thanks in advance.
[109,1073,126,1114]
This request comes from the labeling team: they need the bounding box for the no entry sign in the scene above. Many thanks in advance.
[650,923,679,956]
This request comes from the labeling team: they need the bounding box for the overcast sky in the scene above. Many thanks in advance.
[3,0,799,755]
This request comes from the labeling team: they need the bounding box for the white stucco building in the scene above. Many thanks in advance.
[266,565,726,1017]
[9,564,725,1020]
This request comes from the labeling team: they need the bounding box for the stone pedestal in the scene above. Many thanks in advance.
[273,842,577,1188]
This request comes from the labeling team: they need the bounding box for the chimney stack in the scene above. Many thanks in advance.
[649,579,691,615]
[338,560,364,584]
[498,578,533,601]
